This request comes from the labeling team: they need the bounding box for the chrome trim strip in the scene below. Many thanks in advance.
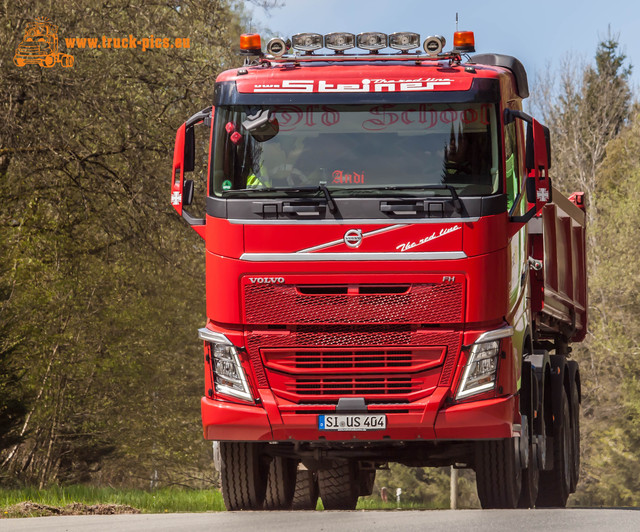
[298,224,406,253]
[240,251,467,261]
[198,328,233,345]
[474,326,514,344]
[229,217,479,225]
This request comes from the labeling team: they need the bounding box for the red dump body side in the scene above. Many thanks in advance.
[530,187,588,343]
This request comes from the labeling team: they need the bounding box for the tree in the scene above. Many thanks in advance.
[534,30,632,214]
[0,0,255,487]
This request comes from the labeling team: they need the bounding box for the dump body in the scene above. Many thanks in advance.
[530,188,587,343]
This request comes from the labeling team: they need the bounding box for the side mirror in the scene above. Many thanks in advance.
[504,109,552,222]
[170,106,212,238]
[183,179,195,206]
[530,118,551,214]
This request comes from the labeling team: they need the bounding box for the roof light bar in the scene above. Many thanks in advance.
[357,32,387,52]
[388,32,420,51]
[453,31,475,53]
[325,32,355,52]
[291,32,323,52]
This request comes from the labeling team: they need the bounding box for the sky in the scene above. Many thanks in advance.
[246,0,640,94]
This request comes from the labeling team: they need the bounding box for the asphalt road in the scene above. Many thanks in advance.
[3,509,640,532]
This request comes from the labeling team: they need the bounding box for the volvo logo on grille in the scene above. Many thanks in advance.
[344,229,363,248]
[249,277,285,284]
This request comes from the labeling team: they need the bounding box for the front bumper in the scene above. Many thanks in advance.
[202,389,516,442]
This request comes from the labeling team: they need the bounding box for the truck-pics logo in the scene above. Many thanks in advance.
[14,18,74,68]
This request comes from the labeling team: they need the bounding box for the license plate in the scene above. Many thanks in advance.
[318,414,387,431]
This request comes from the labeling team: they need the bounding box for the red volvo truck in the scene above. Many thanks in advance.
[170,30,587,510]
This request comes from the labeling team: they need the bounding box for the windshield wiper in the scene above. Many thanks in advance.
[226,184,338,213]
[354,184,463,213]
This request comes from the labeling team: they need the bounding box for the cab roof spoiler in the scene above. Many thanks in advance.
[469,53,529,99]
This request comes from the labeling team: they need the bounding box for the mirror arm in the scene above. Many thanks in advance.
[510,206,537,224]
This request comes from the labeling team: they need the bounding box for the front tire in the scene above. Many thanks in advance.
[292,468,319,510]
[475,438,522,509]
[264,456,298,510]
[219,442,268,511]
[318,462,359,510]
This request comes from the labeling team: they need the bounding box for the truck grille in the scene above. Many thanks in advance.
[246,327,462,402]
[244,282,463,325]
[292,376,418,396]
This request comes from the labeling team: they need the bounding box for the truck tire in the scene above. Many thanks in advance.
[318,462,358,510]
[264,456,297,510]
[536,388,571,507]
[219,442,268,511]
[358,468,376,496]
[475,438,522,508]
[569,376,581,492]
[517,434,539,508]
[292,469,319,510]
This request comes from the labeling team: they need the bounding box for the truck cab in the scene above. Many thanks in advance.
[171,30,586,510]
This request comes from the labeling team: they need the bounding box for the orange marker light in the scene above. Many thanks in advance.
[240,33,262,51]
[453,31,475,51]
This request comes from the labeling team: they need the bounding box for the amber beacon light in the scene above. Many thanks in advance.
[453,31,475,53]
[240,33,262,53]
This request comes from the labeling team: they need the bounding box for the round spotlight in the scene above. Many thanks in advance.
[325,32,355,52]
[357,32,387,52]
[388,32,420,51]
[291,33,323,53]
[423,35,446,56]
[266,37,288,57]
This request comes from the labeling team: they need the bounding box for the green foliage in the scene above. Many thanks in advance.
[0,0,246,487]
[571,112,640,506]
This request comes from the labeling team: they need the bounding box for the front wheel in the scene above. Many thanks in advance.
[292,468,319,510]
[264,456,298,510]
[317,462,359,510]
[475,438,522,509]
[219,442,268,511]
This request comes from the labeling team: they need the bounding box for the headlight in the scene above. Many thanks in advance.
[199,328,253,402]
[456,340,500,399]
[456,326,513,400]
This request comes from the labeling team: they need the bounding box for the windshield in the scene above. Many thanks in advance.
[212,103,499,197]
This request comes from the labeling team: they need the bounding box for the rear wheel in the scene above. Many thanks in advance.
[219,442,268,511]
[569,374,581,492]
[536,388,571,507]
[318,462,359,510]
[292,468,319,510]
[358,468,376,497]
[517,431,539,508]
[475,438,522,509]
[264,456,298,510]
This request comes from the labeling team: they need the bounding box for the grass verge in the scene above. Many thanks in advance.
[1,485,436,517]
[1,485,225,517]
